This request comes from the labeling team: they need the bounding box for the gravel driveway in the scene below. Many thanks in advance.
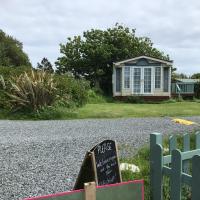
[0,117,200,200]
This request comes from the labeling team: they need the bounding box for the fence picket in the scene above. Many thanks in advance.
[169,135,177,154]
[150,133,163,200]
[191,155,200,200]
[183,133,190,173]
[195,131,200,149]
[152,144,163,200]
[170,149,182,200]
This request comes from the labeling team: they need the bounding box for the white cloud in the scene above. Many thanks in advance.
[0,0,200,74]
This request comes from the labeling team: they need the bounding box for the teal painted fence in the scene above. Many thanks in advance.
[150,132,200,200]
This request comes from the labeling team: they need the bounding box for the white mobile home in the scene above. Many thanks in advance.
[112,55,173,100]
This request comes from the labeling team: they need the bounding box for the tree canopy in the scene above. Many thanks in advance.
[0,29,31,67]
[191,73,200,79]
[37,57,54,73]
[56,24,170,94]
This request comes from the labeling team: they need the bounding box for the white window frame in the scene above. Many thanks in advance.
[155,67,161,89]
[131,66,153,95]
[124,66,130,89]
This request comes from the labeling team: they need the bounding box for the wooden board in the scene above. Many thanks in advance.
[74,140,121,189]
[74,152,96,190]
[23,180,144,200]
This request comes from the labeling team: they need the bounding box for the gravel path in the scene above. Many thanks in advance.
[0,117,200,200]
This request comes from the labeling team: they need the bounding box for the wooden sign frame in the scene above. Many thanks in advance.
[74,140,122,190]
[24,180,144,200]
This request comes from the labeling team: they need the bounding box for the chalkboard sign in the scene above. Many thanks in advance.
[74,140,122,190]
[92,140,121,186]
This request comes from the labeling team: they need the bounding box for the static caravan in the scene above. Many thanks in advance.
[112,55,173,100]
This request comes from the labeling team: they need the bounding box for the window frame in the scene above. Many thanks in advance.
[155,67,161,89]
[124,66,130,89]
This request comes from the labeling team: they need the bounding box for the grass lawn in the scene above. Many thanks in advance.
[0,101,200,120]
[76,101,200,119]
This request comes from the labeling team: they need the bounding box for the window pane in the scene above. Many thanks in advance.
[155,67,161,89]
[116,68,121,92]
[133,68,141,93]
[124,67,130,89]
[144,68,151,93]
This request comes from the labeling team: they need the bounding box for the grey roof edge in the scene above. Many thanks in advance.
[113,55,173,66]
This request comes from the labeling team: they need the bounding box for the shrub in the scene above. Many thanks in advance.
[126,95,144,104]
[0,66,31,108]
[55,74,90,107]
[0,66,31,80]
[6,70,57,111]
[87,89,107,104]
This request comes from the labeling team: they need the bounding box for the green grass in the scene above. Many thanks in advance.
[120,134,197,200]
[0,101,200,120]
[77,101,200,119]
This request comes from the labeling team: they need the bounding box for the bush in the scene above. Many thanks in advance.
[0,69,90,119]
[55,74,90,107]
[126,95,144,104]
[0,66,31,80]
[5,70,57,111]
[0,66,31,108]
[87,89,107,104]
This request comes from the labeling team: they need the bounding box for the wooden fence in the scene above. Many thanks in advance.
[150,132,200,200]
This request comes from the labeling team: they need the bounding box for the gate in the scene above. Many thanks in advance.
[150,132,200,200]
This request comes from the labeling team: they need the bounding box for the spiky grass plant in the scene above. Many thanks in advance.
[7,70,57,111]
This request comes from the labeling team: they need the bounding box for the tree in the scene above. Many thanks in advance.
[56,24,170,94]
[191,73,200,79]
[172,72,188,80]
[37,57,54,73]
[0,29,31,67]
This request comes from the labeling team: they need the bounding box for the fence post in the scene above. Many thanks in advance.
[191,155,200,200]
[150,133,163,200]
[84,182,96,200]
[183,133,190,173]
[170,149,182,200]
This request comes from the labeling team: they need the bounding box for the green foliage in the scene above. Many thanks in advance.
[5,70,57,111]
[172,73,188,80]
[37,57,54,73]
[121,145,150,200]
[0,30,31,67]
[87,89,107,104]
[164,98,177,103]
[0,66,32,108]
[0,67,90,118]
[191,73,200,79]
[125,96,144,104]
[176,95,184,102]
[56,24,170,94]
[55,74,90,107]
[0,65,31,80]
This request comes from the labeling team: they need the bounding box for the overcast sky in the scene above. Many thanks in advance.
[0,0,200,75]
